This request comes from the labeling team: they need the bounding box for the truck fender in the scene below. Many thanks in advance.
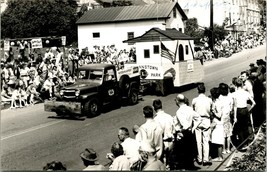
[80,92,99,100]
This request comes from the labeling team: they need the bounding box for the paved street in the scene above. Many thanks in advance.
[1,44,266,170]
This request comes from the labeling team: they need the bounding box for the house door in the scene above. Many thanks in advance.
[179,44,184,61]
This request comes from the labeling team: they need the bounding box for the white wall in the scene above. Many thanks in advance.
[78,20,166,50]
[166,8,185,32]
[77,6,186,51]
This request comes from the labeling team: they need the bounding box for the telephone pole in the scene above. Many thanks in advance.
[210,0,214,51]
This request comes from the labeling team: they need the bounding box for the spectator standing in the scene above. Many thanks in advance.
[256,59,266,82]
[80,148,105,171]
[173,94,201,169]
[135,106,164,160]
[68,49,75,76]
[194,47,204,65]
[117,127,140,166]
[240,71,256,139]
[240,71,254,98]
[19,63,30,87]
[192,83,213,166]
[232,78,256,150]
[152,99,174,166]
[210,87,224,162]
[250,72,265,128]
[218,83,234,154]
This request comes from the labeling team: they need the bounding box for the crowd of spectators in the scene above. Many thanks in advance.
[42,57,266,171]
[0,44,136,109]
[195,31,266,62]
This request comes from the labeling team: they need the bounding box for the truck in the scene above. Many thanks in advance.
[44,63,140,117]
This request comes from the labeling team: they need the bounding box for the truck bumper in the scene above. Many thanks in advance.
[44,100,82,114]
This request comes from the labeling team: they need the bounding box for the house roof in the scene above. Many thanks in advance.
[123,28,196,43]
[76,2,187,25]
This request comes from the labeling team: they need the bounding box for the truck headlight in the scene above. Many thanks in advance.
[60,90,64,96]
[75,90,80,97]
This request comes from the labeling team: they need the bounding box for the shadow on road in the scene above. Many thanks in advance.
[48,115,86,121]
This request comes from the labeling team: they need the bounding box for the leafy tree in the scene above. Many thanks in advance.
[1,0,78,44]
[95,0,132,7]
[204,24,228,45]
[184,17,204,44]
[77,3,89,18]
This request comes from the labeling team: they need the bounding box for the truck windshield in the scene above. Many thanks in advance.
[78,70,103,83]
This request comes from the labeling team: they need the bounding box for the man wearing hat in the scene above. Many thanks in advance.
[80,148,105,171]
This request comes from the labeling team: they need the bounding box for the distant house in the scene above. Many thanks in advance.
[76,2,188,50]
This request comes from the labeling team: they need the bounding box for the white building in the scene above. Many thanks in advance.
[76,2,188,50]
[176,0,261,33]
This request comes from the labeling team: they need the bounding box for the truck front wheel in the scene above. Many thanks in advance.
[128,88,138,105]
[84,98,100,117]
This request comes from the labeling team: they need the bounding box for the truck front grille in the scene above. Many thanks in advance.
[63,90,76,98]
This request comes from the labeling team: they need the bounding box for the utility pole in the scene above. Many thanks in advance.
[210,0,214,51]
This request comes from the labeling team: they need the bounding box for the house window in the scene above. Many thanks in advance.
[153,45,159,54]
[93,32,100,38]
[173,9,177,18]
[127,32,134,45]
[144,49,150,58]
[185,45,189,55]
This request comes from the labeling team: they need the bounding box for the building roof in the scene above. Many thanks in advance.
[123,27,196,43]
[76,2,187,25]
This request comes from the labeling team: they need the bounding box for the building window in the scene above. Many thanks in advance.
[144,49,150,58]
[179,28,182,32]
[185,45,189,55]
[153,45,159,54]
[127,32,134,45]
[173,9,177,18]
[93,32,100,38]
[127,32,134,40]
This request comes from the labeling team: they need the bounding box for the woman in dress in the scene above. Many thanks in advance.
[210,87,224,162]
[218,83,234,154]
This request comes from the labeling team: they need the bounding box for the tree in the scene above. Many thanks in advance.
[1,0,78,44]
[95,0,132,7]
[77,4,89,18]
[184,18,204,44]
[204,24,228,43]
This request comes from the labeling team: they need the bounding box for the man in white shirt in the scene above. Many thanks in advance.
[192,83,213,166]
[135,106,163,160]
[240,71,254,98]
[152,99,174,166]
[118,127,140,166]
[173,94,201,169]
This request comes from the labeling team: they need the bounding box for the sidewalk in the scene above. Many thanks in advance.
[193,149,244,171]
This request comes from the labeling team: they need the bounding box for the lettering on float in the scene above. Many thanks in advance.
[139,65,159,71]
